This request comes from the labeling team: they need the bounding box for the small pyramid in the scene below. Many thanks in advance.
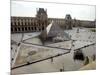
[39,21,70,43]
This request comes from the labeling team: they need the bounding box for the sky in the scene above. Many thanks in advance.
[11,0,96,21]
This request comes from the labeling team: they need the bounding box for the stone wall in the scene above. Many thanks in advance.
[11,16,95,33]
[11,17,69,33]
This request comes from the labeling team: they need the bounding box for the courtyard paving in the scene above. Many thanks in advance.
[11,27,96,74]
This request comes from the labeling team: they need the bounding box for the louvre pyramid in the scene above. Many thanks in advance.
[40,21,70,42]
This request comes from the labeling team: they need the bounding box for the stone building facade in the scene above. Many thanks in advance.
[11,8,73,33]
[11,8,95,33]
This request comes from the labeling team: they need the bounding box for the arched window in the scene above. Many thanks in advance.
[28,21,30,25]
[22,19,24,25]
[35,27,36,30]
[25,27,27,31]
[18,22,20,25]
[22,27,24,31]
[25,21,27,26]
[28,27,30,30]
[31,27,33,30]
[21,19,23,25]
[15,28,17,31]
[31,19,33,25]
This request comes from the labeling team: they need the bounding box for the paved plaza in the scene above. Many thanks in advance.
[11,27,96,74]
